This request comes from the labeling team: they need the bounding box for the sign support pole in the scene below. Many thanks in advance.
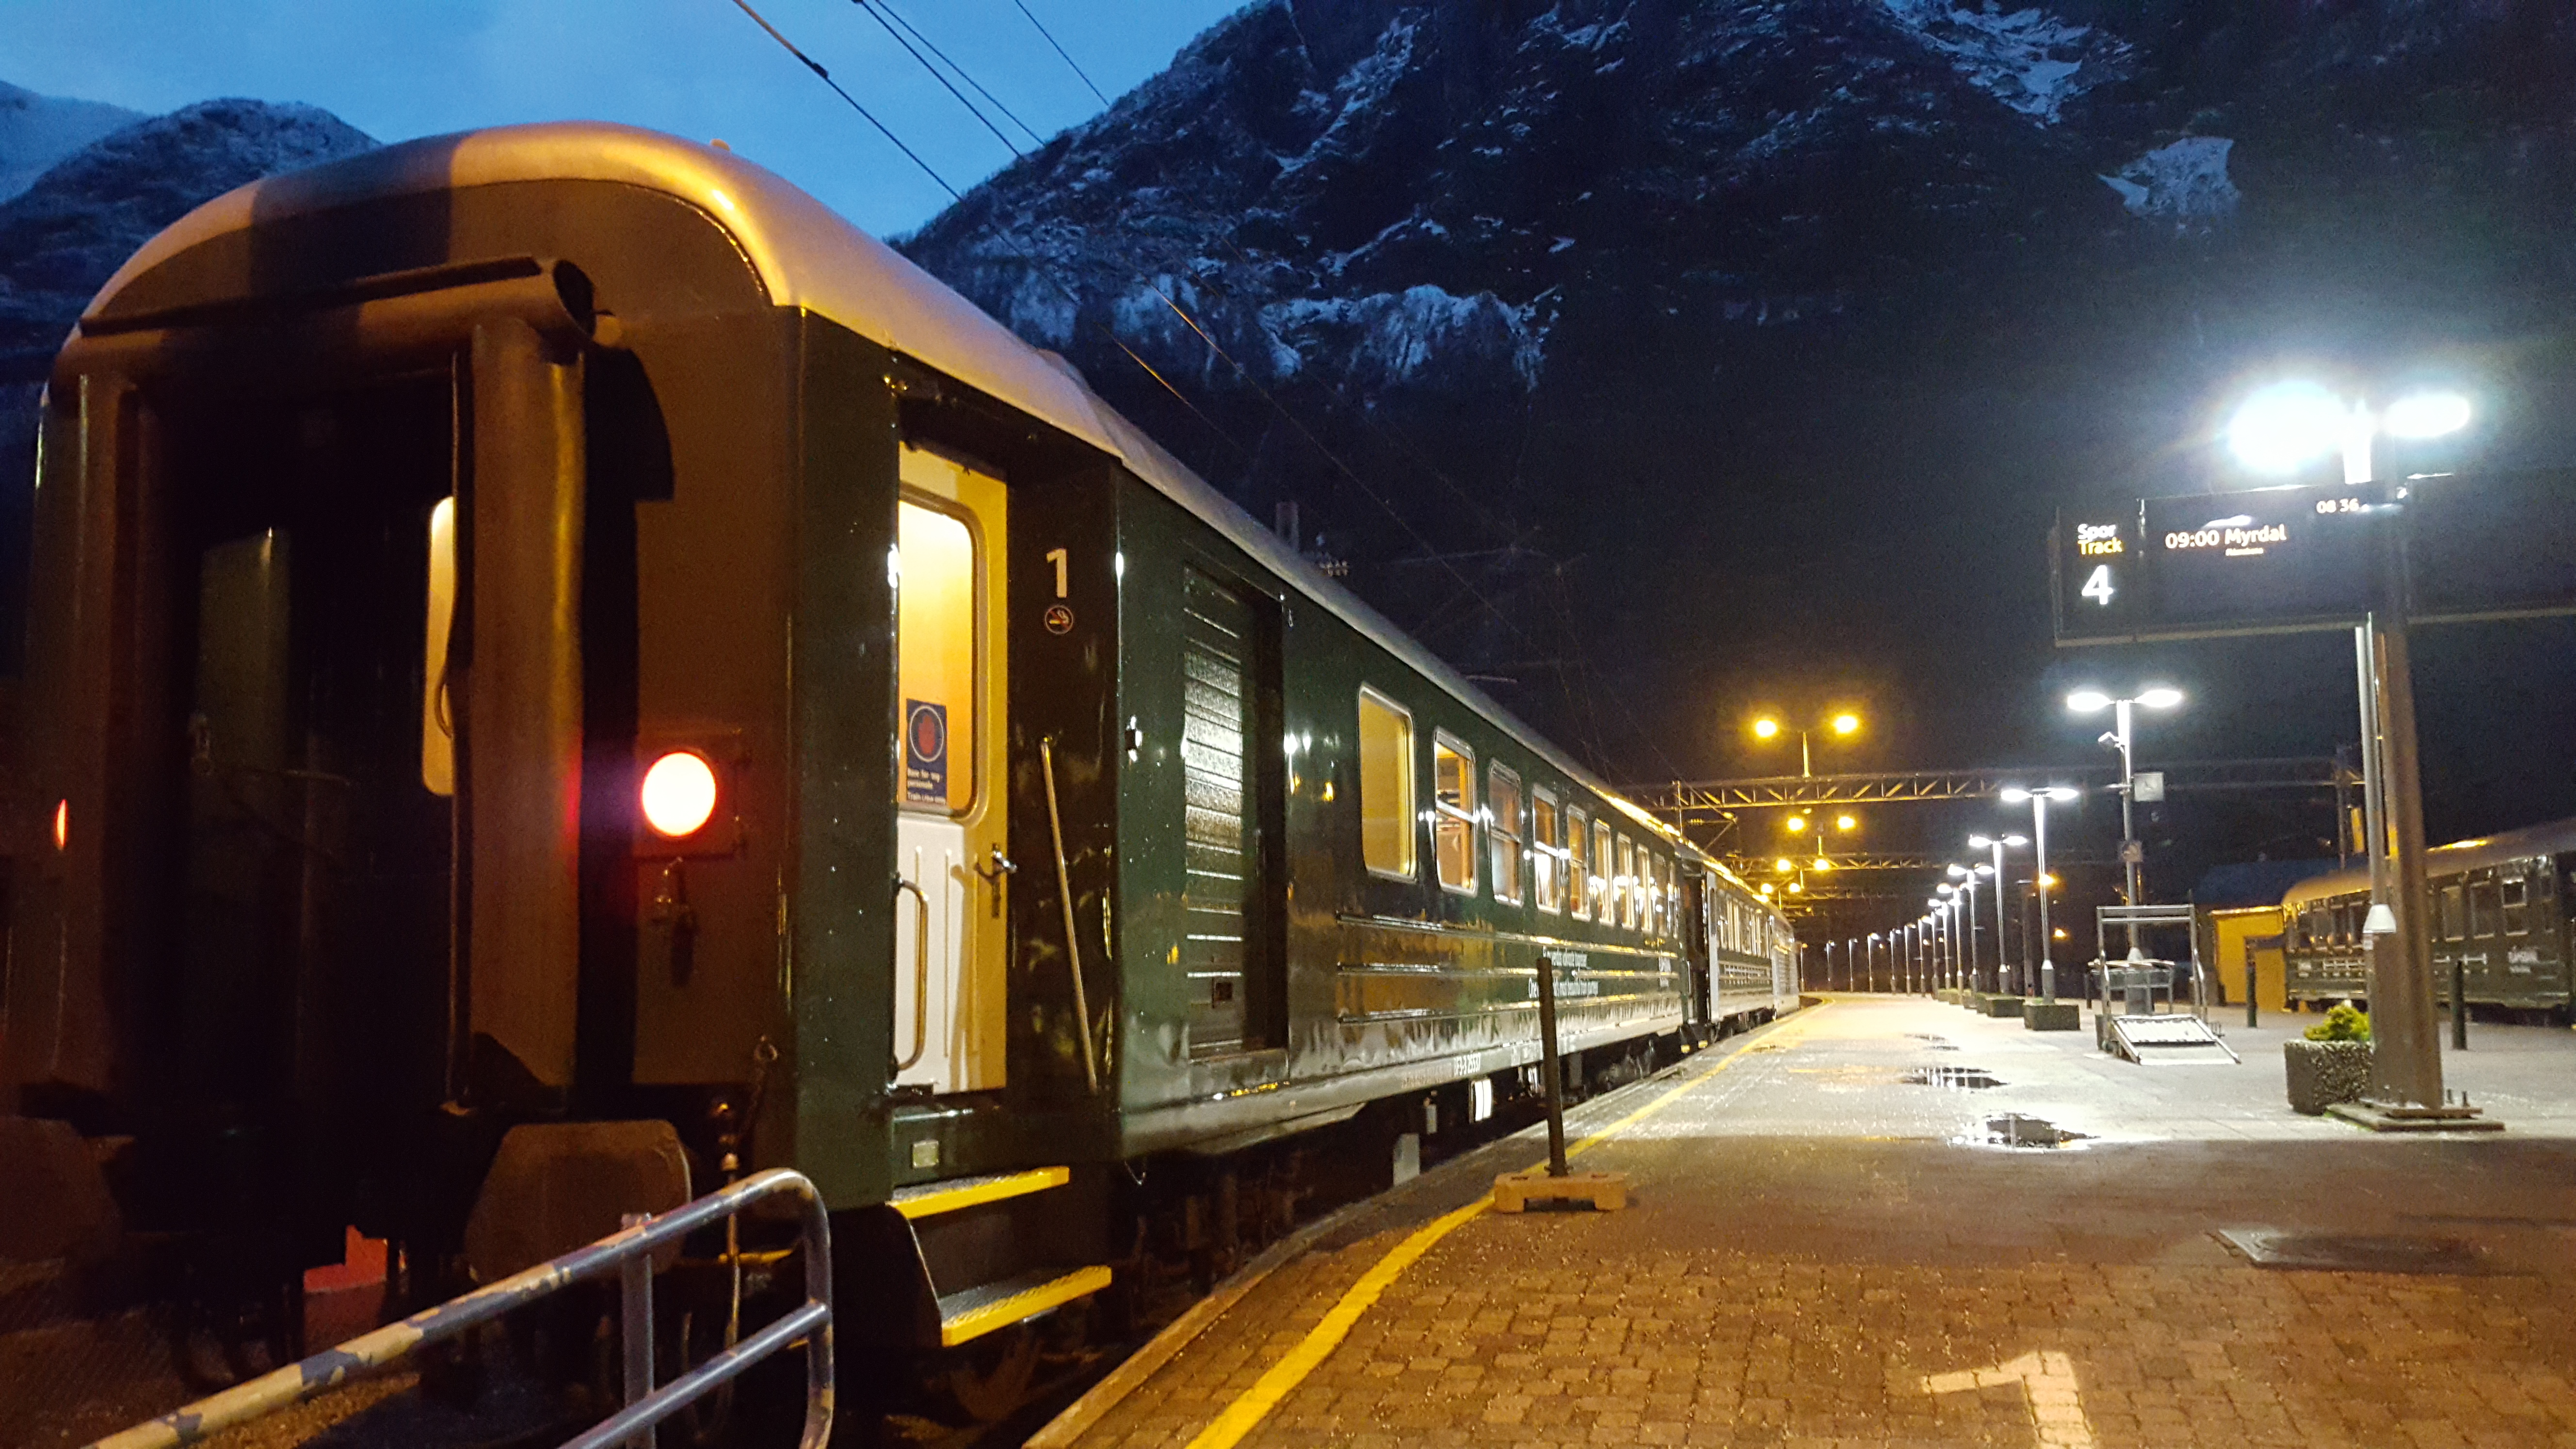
[2364,507,2445,1108]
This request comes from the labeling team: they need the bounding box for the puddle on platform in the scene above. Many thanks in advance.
[1902,1066,2002,1090]
[1979,1113,2091,1148]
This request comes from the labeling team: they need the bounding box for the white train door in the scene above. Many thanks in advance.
[893,447,1009,1095]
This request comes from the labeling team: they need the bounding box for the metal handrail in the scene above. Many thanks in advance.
[895,873,933,1072]
[89,1168,834,1449]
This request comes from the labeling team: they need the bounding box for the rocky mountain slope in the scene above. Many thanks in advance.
[901,0,2576,800]
[0,81,141,203]
[0,95,376,669]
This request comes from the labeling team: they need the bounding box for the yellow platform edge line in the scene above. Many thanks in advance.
[940,1264,1114,1348]
[1180,1005,1832,1449]
[893,1164,1071,1221]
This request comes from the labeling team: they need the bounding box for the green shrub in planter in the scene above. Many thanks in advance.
[2286,1003,2373,1113]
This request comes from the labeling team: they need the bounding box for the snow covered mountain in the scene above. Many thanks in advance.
[0,81,142,204]
[0,95,376,672]
[899,0,2576,779]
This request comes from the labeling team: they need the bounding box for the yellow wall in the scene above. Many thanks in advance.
[2204,907,2288,1013]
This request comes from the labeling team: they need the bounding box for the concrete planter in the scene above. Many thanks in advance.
[2285,1039,2373,1115]
[2023,999,2081,1031]
[1981,995,2025,1019]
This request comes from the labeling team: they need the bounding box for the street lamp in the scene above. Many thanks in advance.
[1999,787,2079,1001]
[2068,687,2185,955]
[2224,380,2474,1109]
[1946,863,1992,993]
[1867,932,1882,993]
[1967,834,2027,993]
[1750,710,1863,778]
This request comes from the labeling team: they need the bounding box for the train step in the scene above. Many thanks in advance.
[936,1264,1115,1347]
[892,1165,1071,1220]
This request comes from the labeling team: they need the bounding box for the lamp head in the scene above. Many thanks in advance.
[2043,787,2080,802]
[1835,813,1857,831]
[1967,833,1993,848]
[2225,379,2347,475]
[2136,686,2185,709]
[1829,712,1861,736]
[2002,834,2028,847]
[2066,689,2111,713]
[1751,717,1781,740]
[1999,787,2031,804]
[2383,391,2471,440]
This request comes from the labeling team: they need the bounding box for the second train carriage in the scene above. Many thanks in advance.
[5,120,1794,1385]
[2279,816,2576,1014]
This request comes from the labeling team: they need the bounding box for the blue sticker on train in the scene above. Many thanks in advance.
[904,699,948,805]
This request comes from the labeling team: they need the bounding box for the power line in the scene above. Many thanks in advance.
[725,0,1250,463]
[1006,0,1108,105]
[874,0,1047,148]
[850,0,1025,159]
[727,0,961,199]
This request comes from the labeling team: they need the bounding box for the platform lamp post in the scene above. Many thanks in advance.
[1937,884,1965,989]
[1931,892,1950,989]
[1999,788,2079,1001]
[1866,932,1883,993]
[2067,687,2184,957]
[1967,835,2026,993]
[2225,380,2473,1107]
[1947,863,1990,993]
[1750,710,1863,778]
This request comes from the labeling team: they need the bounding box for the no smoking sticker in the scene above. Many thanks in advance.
[1043,604,1075,634]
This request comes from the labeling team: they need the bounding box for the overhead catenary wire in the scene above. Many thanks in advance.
[724,0,961,200]
[1006,0,1109,105]
[723,0,1251,461]
[849,0,1027,159]
[871,0,1048,149]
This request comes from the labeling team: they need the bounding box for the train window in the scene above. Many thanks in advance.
[1567,808,1590,919]
[1356,688,1417,879]
[1592,820,1613,922]
[1532,787,1563,914]
[421,496,456,796]
[1615,836,1636,930]
[2469,879,2498,937]
[2440,884,2465,941]
[896,498,979,813]
[1489,765,1525,905]
[2503,874,2529,935]
[1648,855,1667,936]
[1433,734,1478,894]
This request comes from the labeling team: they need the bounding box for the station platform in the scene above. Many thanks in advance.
[1044,996,2576,1449]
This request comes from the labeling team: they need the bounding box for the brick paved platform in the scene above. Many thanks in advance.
[1056,997,2576,1449]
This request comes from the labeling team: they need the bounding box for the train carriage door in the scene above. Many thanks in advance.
[894,447,1009,1095]
[1178,564,1283,1059]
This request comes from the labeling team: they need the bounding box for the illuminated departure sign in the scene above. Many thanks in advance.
[2054,469,2576,645]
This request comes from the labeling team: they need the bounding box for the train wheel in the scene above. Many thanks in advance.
[944,1323,1041,1423]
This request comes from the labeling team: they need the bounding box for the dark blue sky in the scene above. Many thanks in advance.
[3,0,1243,236]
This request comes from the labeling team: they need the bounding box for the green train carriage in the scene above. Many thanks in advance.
[2278,817,2576,1016]
[3,121,1791,1396]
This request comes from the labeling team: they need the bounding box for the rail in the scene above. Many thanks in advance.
[88,1168,834,1449]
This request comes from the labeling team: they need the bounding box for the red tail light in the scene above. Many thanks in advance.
[640,751,718,838]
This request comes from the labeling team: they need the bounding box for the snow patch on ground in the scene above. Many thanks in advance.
[1878,0,2123,123]
[2100,137,2240,233]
